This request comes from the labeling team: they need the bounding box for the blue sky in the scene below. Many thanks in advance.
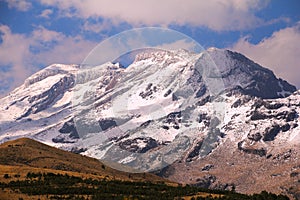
[0,0,299,96]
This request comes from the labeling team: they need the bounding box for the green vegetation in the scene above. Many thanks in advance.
[0,172,289,200]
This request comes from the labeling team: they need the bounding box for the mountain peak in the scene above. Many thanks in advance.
[132,48,195,64]
[24,64,78,87]
[0,48,299,196]
[206,48,296,98]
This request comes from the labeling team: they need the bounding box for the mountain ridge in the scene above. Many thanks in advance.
[0,48,299,198]
[0,137,168,182]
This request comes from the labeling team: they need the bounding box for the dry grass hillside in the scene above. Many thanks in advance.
[0,138,172,200]
[0,137,169,182]
[0,138,291,200]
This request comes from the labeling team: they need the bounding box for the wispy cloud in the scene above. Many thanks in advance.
[39,9,53,18]
[82,20,112,33]
[0,25,97,97]
[5,0,32,11]
[38,0,270,31]
[0,25,33,93]
[156,39,200,52]
[232,22,300,88]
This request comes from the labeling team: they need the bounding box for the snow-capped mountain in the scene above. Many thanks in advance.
[0,48,299,198]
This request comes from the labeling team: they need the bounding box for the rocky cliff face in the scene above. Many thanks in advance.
[160,90,299,198]
[208,48,296,98]
[0,48,298,198]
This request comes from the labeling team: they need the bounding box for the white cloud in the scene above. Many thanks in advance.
[0,25,33,89]
[5,0,32,11]
[156,39,200,52]
[38,0,269,31]
[82,20,112,33]
[82,28,202,66]
[232,23,300,88]
[0,25,97,97]
[39,9,53,18]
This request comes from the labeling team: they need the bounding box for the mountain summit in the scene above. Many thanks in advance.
[0,48,299,198]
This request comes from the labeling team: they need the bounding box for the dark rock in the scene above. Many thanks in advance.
[290,172,299,177]
[283,149,292,160]
[29,75,75,114]
[272,149,292,160]
[266,154,272,159]
[52,136,75,144]
[195,85,207,98]
[198,113,208,123]
[140,120,152,128]
[99,119,117,131]
[118,137,159,153]
[154,164,175,178]
[196,95,210,106]
[16,108,32,120]
[263,102,284,110]
[210,117,220,128]
[146,83,152,90]
[286,109,297,122]
[112,133,130,142]
[202,164,214,171]
[193,175,216,188]
[247,148,267,157]
[250,110,268,120]
[59,119,79,139]
[223,122,235,131]
[247,132,262,141]
[173,125,180,129]
[139,83,158,99]
[224,86,245,97]
[224,50,296,99]
[164,89,172,97]
[213,182,235,191]
[139,90,153,99]
[291,191,300,200]
[187,140,203,161]
[167,111,181,119]
[263,124,281,141]
[281,124,291,132]
[71,147,87,154]
[162,125,169,130]
[279,78,297,93]
[251,99,264,109]
[232,99,242,108]
[163,111,181,128]
[275,111,288,120]
[172,93,179,101]
[237,141,267,157]
[275,110,297,122]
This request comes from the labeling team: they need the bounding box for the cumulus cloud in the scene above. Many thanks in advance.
[27,27,96,65]
[38,0,269,31]
[82,27,202,66]
[82,20,112,33]
[0,25,32,90]
[0,25,96,97]
[232,23,300,88]
[156,39,200,52]
[5,0,32,11]
[39,9,53,18]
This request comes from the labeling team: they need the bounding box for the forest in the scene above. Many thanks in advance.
[0,172,289,200]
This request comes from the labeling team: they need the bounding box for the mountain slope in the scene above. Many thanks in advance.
[157,89,300,199]
[0,48,299,198]
[207,48,296,98]
[0,139,290,200]
[0,137,166,182]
